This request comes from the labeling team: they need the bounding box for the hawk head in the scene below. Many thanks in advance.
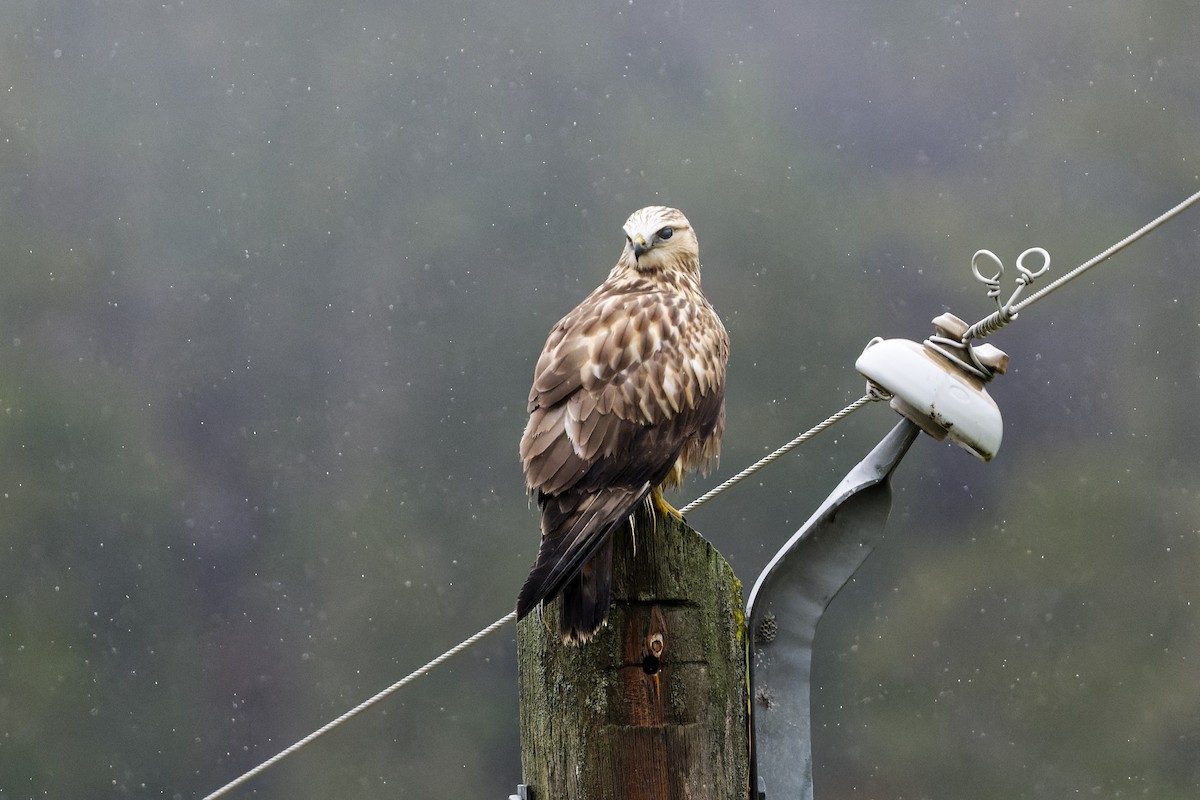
[619,206,700,276]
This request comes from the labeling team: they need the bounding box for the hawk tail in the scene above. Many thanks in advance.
[515,539,614,643]
[515,486,644,642]
[558,538,613,643]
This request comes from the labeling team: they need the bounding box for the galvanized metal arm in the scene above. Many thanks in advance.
[746,419,921,800]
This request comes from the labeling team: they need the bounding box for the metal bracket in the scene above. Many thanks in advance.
[746,419,921,800]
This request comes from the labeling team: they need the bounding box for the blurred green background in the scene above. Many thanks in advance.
[1,1,1197,797]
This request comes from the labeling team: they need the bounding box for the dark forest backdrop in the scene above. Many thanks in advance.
[1,1,1198,797]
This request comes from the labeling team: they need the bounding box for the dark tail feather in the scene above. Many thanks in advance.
[515,569,546,621]
[515,489,632,620]
[558,538,613,643]
[516,486,647,642]
[514,530,614,633]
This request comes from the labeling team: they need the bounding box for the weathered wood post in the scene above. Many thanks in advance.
[517,512,750,799]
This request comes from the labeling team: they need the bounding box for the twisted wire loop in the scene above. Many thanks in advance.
[970,249,1006,305]
[962,247,1051,343]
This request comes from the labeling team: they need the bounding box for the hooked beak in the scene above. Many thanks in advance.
[631,234,650,258]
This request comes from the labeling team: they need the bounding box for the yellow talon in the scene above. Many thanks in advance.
[650,486,684,522]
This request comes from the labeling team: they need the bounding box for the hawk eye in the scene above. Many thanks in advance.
[657,226,674,240]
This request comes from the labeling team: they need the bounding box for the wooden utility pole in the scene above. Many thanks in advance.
[517,512,750,799]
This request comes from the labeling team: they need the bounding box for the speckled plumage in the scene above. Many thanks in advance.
[516,206,729,643]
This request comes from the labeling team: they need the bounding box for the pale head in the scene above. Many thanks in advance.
[618,206,700,276]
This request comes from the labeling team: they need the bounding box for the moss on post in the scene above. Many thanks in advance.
[517,513,750,799]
